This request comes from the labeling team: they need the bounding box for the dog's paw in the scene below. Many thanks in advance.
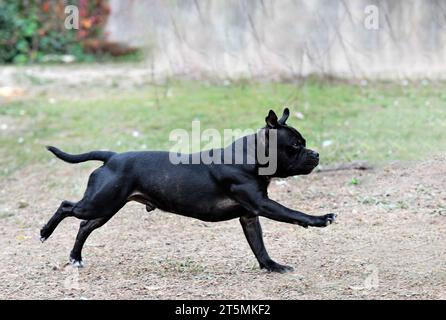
[261,261,294,274]
[40,226,50,242]
[69,257,84,268]
[309,213,337,227]
[310,213,337,227]
[324,213,337,226]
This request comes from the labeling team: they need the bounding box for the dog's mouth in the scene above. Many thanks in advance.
[304,155,319,168]
[302,163,318,173]
[287,160,318,175]
[299,156,319,173]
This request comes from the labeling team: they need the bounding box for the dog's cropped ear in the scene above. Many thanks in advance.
[265,110,278,128]
[278,107,290,125]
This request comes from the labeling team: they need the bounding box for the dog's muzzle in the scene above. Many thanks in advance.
[305,150,319,167]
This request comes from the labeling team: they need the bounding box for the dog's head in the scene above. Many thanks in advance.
[262,108,319,177]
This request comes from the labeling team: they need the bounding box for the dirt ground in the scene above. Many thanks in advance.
[0,156,445,300]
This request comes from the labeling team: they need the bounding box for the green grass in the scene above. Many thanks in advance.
[1,80,446,175]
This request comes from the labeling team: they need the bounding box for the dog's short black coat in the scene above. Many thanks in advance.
[41,108,336,273]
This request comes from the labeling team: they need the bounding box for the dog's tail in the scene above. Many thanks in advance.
[46,146,116,164]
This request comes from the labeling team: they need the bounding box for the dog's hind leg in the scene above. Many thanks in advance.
[240,216,294,273]
[65,173,128,266]
[69,215,115,267]
[40,200,76,242]
[42,167,129,265]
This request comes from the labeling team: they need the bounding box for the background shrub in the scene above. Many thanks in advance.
[0,0,110,64]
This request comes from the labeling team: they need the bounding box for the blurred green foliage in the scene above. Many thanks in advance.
[0,0,109,64]
[0,1,76,63]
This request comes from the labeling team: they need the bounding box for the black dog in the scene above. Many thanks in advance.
[41,108,336,273]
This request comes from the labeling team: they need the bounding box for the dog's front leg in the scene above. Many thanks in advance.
[231,183,336,228]
[258,200,337,228]
[240,216,294,273]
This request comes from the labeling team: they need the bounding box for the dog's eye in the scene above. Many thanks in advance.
[292,143,301,149]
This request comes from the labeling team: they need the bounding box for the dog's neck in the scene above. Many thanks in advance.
[223,130,282,179]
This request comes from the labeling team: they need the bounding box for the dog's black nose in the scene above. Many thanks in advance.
[311,151,319,158]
